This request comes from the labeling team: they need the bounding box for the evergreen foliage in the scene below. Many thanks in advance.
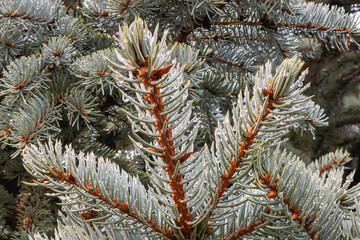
[0,0,360,239]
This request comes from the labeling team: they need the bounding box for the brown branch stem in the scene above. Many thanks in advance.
[42,167,175,239]
[224,216,268,240]
[133,59,194,238]
[211,18,355,36]
[208,89,281,220]
[261,172,320,239]
[318,157,345,175]
[275,40,288,57]
[1,12,55,26]
[189,32,268,43]
[199,53,254,72]
[342,68,360,81]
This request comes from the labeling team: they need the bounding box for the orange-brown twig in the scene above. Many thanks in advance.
[213,89,280,203]
[199,53,254,72]
[133,59,194,238]
[43,167,175,239]
[342,68,360,81]
[1,12,55,26]
[224,214,268,240]
[260,172,320,239]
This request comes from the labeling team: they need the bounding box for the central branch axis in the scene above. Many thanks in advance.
[134,61,193,238]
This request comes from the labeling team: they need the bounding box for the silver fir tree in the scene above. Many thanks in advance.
[0,0,360,239]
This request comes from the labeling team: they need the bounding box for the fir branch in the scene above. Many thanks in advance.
[70,49,119,94]
[82,141,150,186]
[23,139,175,239]
[252,0,291,14]
[211,201,270,239]
[0,10,55,26]
[108,0,133,14]
[342,199,360,239]
[14,186,56,234]
[255,146,348,239]
[54,15,87,44]
[46,167,173,237]
[274,38,288,57]
[206,57,325,218]
[171,0,232,43]
[223,216,267,240]
[212,57,255,72]
[211,83,282,210]
[0,56,46,104]
[107,18,206,238]
[189,30,268,43]
[133,60,194,236]
[307,149,352,175]
[81,0,139,22]
[42,36,77,67]
[260,171,321,239]
[63,88,100,129]
[0,30,24,68]
[0,184,14,218]
[0,1,356,237]
[195,57,329,239]
[7,94,61,154]
[0,0,63,26]
[199,52,255,72]
[30,211,147,240]
[80,0,110,18]
[213,3,359,38]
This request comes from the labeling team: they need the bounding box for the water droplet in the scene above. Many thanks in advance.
[135,148,141,155]
[122,94,129,102]
[131,125,139,132]
[145,162,151,171]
